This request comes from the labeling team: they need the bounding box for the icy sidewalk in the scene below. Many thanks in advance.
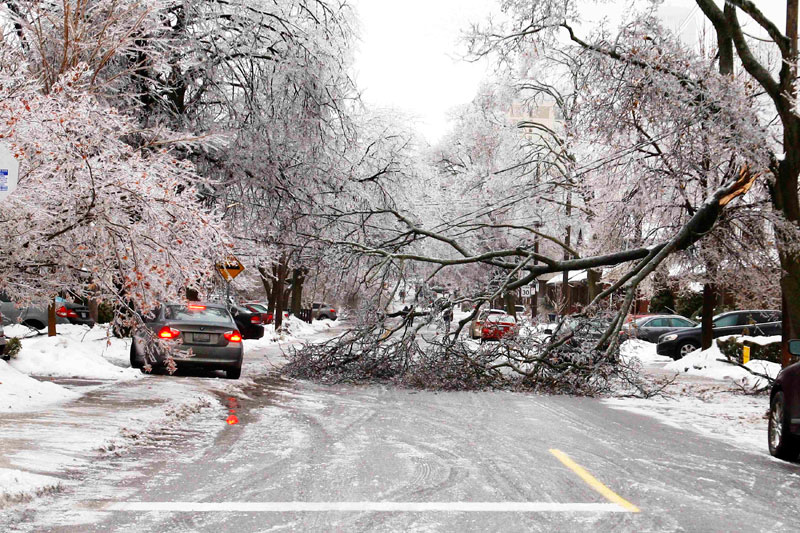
[606,339,779,457]
[0,376,229,506]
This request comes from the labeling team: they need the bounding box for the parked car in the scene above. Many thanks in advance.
[768,339,800,460]
[131,302,243,379]
[469,308,505,339]
[312,302,338,321]
[481,313,519,342]
[622,314,696,343]
[228,305,265,339]
[0,294,68,329]
[0,317,7,359]
[242,302,271,324]
[656,309,781,360]
[55,301,95,327]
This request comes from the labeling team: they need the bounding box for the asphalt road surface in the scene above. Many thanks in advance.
[5,331,800,532]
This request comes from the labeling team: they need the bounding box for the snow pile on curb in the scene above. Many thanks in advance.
[664,342,780,388]
[3,324,138,380]
[0,468,63,505]
[620,339,672,365]
[0,361,78,412]
[244,317,337,349]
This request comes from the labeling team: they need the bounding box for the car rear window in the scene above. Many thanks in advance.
[247,303,267,312]
[165,305,232,324]
[486,314,516,323]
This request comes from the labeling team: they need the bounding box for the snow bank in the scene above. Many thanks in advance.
[243,317,337,350]
[619,339,672,365]
[663,342,780,388]
[4,324,139,380]
[0,360,78,412]
[0,468,63,504]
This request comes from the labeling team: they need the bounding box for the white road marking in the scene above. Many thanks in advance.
[105,501,631,513]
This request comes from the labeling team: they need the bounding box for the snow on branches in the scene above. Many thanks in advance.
[0,55,227,308]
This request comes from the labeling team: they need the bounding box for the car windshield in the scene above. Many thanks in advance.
[165,305,232,324]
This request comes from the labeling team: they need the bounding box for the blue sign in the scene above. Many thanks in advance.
[0,169,7,191]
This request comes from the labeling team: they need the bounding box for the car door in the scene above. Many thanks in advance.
[638,318,669,342]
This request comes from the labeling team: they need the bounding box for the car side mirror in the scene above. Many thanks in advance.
[789,340,800,357]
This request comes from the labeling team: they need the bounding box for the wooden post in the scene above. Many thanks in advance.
[47,299,56,337]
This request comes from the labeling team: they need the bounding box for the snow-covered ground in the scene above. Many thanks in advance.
[610,339,778,456]
[0,318,340,504]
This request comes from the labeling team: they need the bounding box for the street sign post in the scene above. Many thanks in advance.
[216,256,245,304]
[0,144,19,201]
[216,256,245,281]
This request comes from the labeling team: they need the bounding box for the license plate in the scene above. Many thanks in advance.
[194,333,211,343]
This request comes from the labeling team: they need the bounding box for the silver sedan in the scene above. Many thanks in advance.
[130,302,244,379]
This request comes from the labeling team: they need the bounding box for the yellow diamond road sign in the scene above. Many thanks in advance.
[216,256,245,281]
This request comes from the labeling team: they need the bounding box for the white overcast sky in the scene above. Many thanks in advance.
[352,1,786,144]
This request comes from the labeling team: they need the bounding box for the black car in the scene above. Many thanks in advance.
[622,314,696,343]
[656,310,781,359]
[228,305,265,339]
[769,339,800,460]
[55,301,95,327]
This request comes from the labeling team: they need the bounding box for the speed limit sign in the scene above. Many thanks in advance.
[520,285,532,298]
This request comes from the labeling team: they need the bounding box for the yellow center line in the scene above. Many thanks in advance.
[549,448,640,513]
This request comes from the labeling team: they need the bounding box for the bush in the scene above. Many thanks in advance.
[3,337,22,360]
[718,336,784,365]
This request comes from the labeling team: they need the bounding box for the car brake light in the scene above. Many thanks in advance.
[158,326,181,339]
[250,315,262,324]
[188,304,206,310]
[224,330,242,343]
[55,306,78,318]
[330,309,336,313]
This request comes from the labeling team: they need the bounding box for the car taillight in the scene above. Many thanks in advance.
[250,315,262,324]
[158,326,181,339]
[55,306,78,318]
[224,330,242,343]
[188,304,206,310]
[267,313,273,323]
[330,308,336,313]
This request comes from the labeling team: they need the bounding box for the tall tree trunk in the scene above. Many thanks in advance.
[274,254,289,331]
[290,267,306,315]
[48,299,56,337]
[531,238,539,318]
[777,0,800,367]
[701,283,716,350]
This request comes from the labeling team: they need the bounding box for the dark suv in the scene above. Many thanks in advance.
[656,309,780,359]
[769,340,800,460]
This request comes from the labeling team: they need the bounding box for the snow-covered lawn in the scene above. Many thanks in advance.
[610,339,777,457]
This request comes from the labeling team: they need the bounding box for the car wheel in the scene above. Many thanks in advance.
[129,342,142,369]
[769,391,800,460]
[22,319,45,330]
[226,366,242,380]
[676,341,699,359]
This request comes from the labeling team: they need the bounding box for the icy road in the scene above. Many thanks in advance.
[4,331,800,532]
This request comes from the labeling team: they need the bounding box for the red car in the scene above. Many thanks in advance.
[481,313,519,342]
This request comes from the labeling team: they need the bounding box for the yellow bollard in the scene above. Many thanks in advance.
[743,345,751,364]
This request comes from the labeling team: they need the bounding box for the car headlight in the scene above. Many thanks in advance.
[661,333,678,342]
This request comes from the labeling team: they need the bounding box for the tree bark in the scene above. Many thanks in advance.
[47,299,56,337]
[290,267,307,315]
[701,283,716,350]
[274,254,289,331]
